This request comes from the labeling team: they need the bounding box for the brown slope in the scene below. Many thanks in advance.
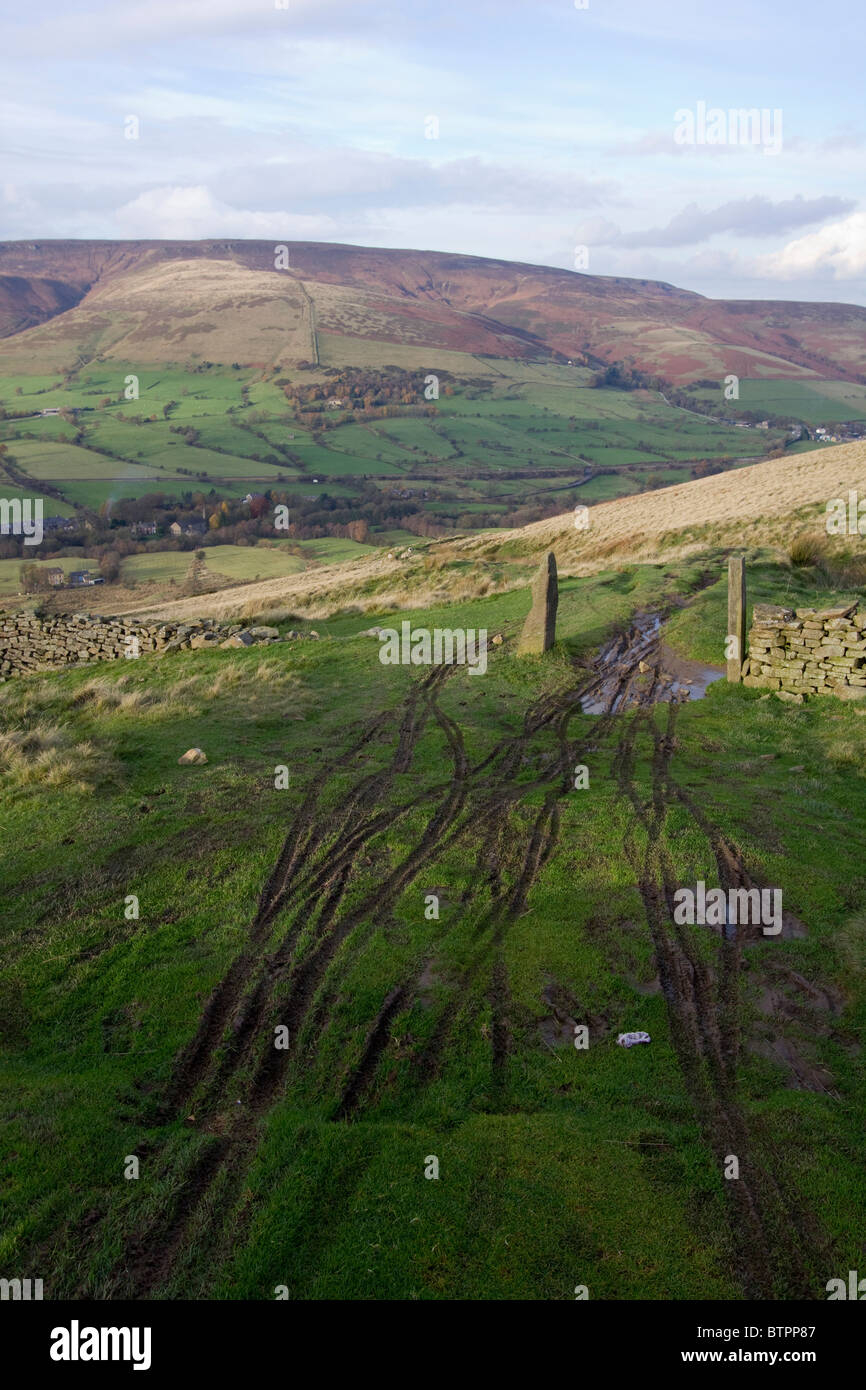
[0,239,863,382]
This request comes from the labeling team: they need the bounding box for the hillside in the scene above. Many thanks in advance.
[1,240,865,383]
[4,524,866,1301]
[116,439,866,623]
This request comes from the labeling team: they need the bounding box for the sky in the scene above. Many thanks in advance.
[1,0,864,304]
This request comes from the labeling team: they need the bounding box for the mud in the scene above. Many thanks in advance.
[71,599,837,1302]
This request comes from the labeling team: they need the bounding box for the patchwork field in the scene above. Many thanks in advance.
[0,359,793,537]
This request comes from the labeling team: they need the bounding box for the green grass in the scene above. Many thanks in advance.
[1,553,865,1299]
[8,439,166,481]
[0,555,99,596]
[1,362,781,525]
[121,545,306,586]
[684,378,866,426]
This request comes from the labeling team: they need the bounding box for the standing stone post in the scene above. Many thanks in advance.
[517,552,558,655]
[727,553,746,682]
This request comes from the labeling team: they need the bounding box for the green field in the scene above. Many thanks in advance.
[121,545,307,586]
[0,360,788,533]
[2,551,864,1299]
[0,555,99,596]
[684,378,866,425]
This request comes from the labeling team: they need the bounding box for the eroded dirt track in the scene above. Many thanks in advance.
[82,621,834,1299]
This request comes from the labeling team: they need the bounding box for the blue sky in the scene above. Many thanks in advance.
[1,0,864,303]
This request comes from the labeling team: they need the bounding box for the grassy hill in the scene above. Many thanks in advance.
[2,539,865,1299]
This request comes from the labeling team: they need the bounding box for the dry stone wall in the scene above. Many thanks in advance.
[742,602,866,703]
[0,611,295,680]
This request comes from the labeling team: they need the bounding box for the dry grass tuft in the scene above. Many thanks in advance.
[0,721,115,790]
[71,674,197,718]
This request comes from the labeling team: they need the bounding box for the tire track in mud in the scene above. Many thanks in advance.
[113,669,471,1295]
[97,601,829,1299]
[114,652,613,1294]
[610,682,826,1298]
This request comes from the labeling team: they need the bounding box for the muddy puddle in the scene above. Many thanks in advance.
[581,610,724,715]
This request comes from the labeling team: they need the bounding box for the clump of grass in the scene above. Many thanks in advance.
[235,603,302,624]
[0,679,62,720]
[788,531,829,568]
[0,721,115,791]
[72,674,196,718]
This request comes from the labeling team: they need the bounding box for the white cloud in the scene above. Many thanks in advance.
[754,212,866,279]
[112,185,338,240]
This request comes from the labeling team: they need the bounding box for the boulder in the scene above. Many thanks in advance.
[178,748,208,765]
[246,626,280,639]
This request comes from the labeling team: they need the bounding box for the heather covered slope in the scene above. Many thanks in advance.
[1,240,865,382]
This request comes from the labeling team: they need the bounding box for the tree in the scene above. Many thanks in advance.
[19,562,50,592]
[99,550,121,583]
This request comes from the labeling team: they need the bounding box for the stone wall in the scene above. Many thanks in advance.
[742,602,866,703]
[0,611,289,680]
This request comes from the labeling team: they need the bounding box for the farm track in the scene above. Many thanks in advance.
[77,614,832,1299]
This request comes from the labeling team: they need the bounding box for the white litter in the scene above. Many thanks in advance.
[617,1031,651,1048]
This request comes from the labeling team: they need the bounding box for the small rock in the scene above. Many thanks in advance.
[220,633,254,648]
[491,633,504,646]
[247,626,280,639]
[308,630,320,639]
[178,748,208,765]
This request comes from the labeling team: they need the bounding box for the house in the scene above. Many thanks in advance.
[41,408,61,416]
[46,567,65,586]
[131,521,158,536]
[184,520,207,537]
[69,571,94,586]
[43,515,75,532]
[168,521,183,536]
